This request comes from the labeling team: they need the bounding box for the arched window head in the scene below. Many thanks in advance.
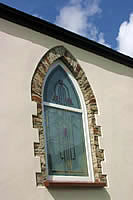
[43,66,81,108]
[43,61,91,181]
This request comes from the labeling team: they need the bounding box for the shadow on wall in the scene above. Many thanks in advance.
[48,188,111,200]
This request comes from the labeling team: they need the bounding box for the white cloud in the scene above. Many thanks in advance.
[55,0,101,36]
[55,5,89,36]
[69,0,101,16]
[117,13,133,57]
[83,0,101,16]
[70,0,82,5]
[87,23,98,40]
[55,0,110,47]
[98,32,111,48]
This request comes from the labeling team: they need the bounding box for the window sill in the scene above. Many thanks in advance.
[44,181,106,188]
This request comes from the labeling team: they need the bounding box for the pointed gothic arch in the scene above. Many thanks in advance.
[31,45,107,186]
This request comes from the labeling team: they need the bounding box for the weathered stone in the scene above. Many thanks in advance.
[76,72,86,80]
[100,174,107,183]
[32,80,42,97]
[34,71,43,85]
[38,63,47,75]
[83,89,92,99]
[32,94,42,103]
[36,172,47,186]
[96,149,104,161]
[41,59,50,70]
[95,172,100,179]
[94,167,102,173]
[37,68,46,81]
[34,143,40,156]
[94,126,101,136]
[32,115,42,128]
[46,52,58,64]
[82,85,91,94]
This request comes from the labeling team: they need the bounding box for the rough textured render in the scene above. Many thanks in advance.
[31,45,107,186]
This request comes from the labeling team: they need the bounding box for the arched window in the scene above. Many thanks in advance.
[42,60,94,182]
[32,46,107,187]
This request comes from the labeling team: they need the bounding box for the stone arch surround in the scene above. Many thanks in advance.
[31,45,107,186]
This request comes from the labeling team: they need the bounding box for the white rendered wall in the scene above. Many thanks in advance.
[0,18,133,200]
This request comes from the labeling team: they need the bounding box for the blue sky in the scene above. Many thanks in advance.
[1,0,133,57]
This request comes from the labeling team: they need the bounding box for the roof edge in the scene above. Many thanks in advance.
[0,3,133,68]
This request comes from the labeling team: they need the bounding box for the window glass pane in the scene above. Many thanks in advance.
[45,106,88,176]
[43,65,81,108]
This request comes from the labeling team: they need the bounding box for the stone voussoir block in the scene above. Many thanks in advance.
[96,149,104,161]
[32,94,42,103]
[100,174,107,183]
[38,63,47,75]
[34,71,43,84]
[34,142,41,156]
[32,115,43,129]
[32,82,42,97]
[36,172,47,186]
[94,126,101,136]
[46,52,58,65]
[94,167,102,174]
[37,68,46,80]
[41,59,50,70]
[55,46,66,56]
